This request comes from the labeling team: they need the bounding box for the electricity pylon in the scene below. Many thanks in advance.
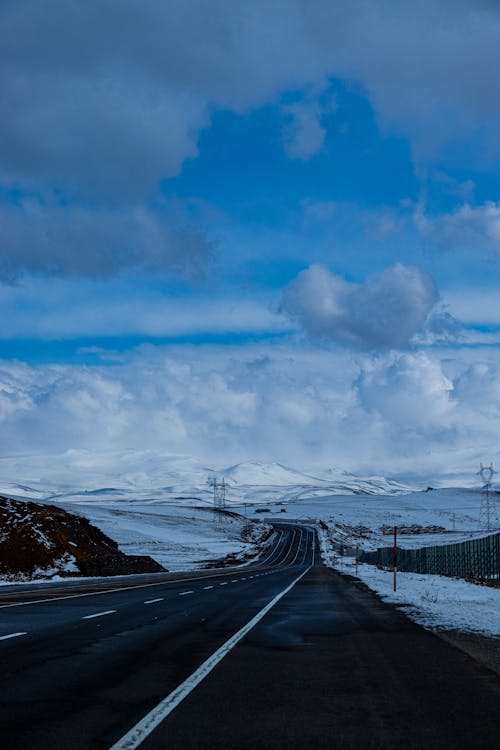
[477,463,498,531]
[208,477,228,524]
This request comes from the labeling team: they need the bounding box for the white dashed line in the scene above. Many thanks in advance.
[144,598,164,604]
[219,582,228,586]
[231,580,238,583]
[179,591,193,596]
[82,610,116,620]
[0,632,27,641]
[203,586,214,590]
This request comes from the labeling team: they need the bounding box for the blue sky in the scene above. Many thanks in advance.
[1,1,500,479]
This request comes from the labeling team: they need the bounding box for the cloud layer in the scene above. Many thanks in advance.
[416,201,500,254]
[2,1,500,198]
[0,197,215,281]
[1,342,499,479]
[1,2,500,278]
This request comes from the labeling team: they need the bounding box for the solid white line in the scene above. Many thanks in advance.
[0,631,27,641]
[144,598,163,605]
[108,564,311,750]
[178,591,193,596]
[82,610,116,620]
[289,528,303,566]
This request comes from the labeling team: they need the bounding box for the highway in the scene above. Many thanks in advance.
[1,523,499,749]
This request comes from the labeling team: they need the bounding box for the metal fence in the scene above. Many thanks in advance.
[359,532,500,580]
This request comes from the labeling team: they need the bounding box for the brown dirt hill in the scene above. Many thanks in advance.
[0,496,166,580]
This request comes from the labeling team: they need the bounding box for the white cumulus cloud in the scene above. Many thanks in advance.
[1,342,500,479]
[280,263,441,349]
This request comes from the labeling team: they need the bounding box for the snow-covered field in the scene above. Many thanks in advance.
[291,488,495,550]
[44,500,270,572]
[0,450,421,572]
[1,450,498,637]
[320,548,499,637]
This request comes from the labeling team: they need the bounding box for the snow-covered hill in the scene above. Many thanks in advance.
[0,452,411,507]
[0,451,494,581]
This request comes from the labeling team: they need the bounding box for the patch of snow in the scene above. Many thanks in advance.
[32,527,53,549]
[317,528,499,636]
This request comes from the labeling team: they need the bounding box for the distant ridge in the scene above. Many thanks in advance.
[0,452,411,507]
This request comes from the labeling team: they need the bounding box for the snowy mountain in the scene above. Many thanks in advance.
[222,461,325,486]
[219,460,409,501]
[0,451,492,580]
[0,453,411,507]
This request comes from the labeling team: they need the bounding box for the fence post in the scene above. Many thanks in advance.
[393,526,397,592]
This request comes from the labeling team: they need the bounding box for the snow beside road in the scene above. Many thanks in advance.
[318,530,499,636]
[1,449,498,642]
[48,501,271,572]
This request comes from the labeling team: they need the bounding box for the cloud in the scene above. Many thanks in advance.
[0,197,216,281]
[2,3,500,280]
[415,201,500,254]
[454,363,500,416]
[280,263,442,349]
[282,88,336,160]
[445,288,500,328]
[2,2,500,200]
[357,352,454,429]
[1,341,500,479]
[0,278,288,338]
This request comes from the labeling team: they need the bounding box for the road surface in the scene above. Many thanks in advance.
[0,523,499,749]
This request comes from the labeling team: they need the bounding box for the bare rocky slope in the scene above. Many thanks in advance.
[0,495,165,580]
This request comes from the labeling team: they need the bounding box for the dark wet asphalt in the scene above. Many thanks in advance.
[1,525,499,750]
[0,524,313,749]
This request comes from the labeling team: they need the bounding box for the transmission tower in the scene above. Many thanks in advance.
[477,462,499,531]
[208,476,228,524]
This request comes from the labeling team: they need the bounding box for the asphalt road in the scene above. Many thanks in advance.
[1,523,499,750]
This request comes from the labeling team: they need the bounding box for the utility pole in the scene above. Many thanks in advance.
[393,525,397,593]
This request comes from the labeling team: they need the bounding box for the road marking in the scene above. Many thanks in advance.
[203,585,214,590]
[108,564,312,750]
[219,582,228,586]
[178,591,193,596]
[231,580,238,583]
[82,610,116,620]
[0,631,27,641]
[144,598,163,604]
[289,527,303,566]
[0,565,269,609]
[0,524,306,610]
